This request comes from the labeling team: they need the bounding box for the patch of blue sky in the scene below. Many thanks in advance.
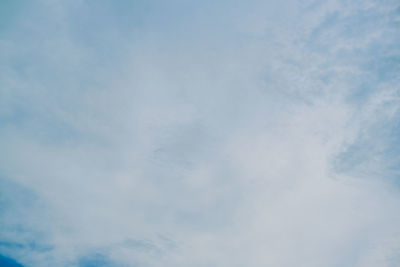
[78,253,116,267]
[330,3,400,185]
[334,109,400,185]
[0,0,26,35]
[0,254,24,267]
[0,177,54,264]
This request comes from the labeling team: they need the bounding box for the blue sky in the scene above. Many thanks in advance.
[1,0,400,266]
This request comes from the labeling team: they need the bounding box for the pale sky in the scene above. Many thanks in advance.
[1,0,400,266]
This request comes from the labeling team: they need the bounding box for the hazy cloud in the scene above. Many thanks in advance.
[1,0,400,266]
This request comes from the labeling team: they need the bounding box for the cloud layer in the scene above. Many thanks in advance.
[1,0,400,266]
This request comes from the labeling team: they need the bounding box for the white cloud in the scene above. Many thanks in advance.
[0,0,400,266]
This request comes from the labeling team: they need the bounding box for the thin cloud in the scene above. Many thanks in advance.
[0,0,399,266]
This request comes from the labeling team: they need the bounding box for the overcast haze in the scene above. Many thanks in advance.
[1,0,400,266]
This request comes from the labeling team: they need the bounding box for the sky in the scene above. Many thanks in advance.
[0,0,400,266]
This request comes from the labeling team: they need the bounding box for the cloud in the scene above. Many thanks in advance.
[0,0,400,266]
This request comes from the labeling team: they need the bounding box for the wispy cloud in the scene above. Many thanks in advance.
[1,0,400,266]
